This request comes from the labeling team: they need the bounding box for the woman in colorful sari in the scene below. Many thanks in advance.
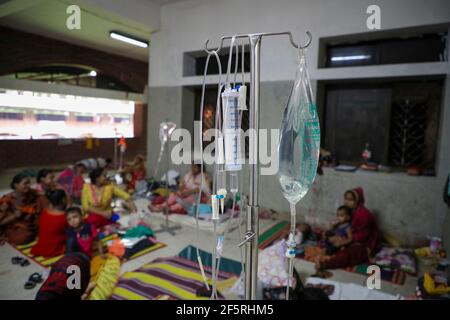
[315,187,380,276]
[82,168,137,228]
[0,173,42,245]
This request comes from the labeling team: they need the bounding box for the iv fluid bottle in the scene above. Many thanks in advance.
[222,88,242,171]
[278,51,320,205]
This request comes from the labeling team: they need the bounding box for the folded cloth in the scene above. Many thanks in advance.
[123,225,154,239]
[121,236,147,248]
[124,238,156,260]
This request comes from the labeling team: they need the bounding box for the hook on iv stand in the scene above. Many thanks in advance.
[204,31,312,55]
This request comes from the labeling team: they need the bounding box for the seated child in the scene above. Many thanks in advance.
[324,205,352,255]
[65,207,103,258]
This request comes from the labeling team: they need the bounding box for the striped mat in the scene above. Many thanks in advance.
[8,235,166,268]
[343,263,407,285]
[258,220,290,249]
[111,256,237,300]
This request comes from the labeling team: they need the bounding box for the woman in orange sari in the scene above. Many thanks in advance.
[0,173,42,245]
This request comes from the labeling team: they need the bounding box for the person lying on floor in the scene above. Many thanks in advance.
[149,163,211,214]
[35,252,95,300]
[77,157,113,171]
[82,168,137,228]
[56,162,87,205]
[31,189,68,257]
[0,173,43,245]
[314,187,380,277]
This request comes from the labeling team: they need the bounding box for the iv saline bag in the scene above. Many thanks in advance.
[278,51,320,206]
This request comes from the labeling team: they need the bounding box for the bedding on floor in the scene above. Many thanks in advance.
[111,256,237,300]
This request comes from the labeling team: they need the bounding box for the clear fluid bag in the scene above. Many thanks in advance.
[277,50,320,205]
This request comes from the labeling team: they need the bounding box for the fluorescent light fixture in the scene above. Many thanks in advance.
[331,55,371,62]
[89,70,97,77]
[110,31,148,48]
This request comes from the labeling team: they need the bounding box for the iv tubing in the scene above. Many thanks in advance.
[215,183,237,279]
[286,202,296,300]
[233,42,239,87]
[241,40,245,83]
[211,36,242,298]
[214,38,245,291]
[197,50,223,292]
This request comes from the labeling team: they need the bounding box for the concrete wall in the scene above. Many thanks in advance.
[147,0,450,245]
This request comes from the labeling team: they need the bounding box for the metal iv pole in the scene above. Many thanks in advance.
[204,31,312,300]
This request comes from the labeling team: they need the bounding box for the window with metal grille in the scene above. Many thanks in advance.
[389,100,427,168]
[322,77,442,173]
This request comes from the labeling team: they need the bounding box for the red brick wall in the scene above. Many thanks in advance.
[0,27,148,92]
[0,27,149,170]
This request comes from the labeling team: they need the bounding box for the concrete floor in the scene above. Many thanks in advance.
[0,167,418,299]
[0,209,417,300]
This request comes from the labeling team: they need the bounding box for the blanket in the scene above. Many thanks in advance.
[111,256,236,300]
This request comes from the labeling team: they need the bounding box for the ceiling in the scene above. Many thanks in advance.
[0,0,173,61]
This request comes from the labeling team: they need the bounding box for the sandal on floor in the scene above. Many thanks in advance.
[24,272,43,290]
[29,272,43,283]
[24,280,36,290]
[11,256,23,265]
[11,256,30,266]
[20,259,30,267]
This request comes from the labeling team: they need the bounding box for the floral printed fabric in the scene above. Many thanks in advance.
[258,240,297,288]
[374,247,417,275]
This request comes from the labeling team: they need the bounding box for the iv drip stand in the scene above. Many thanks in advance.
[204,31,312,300]
[154,120,181,236]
